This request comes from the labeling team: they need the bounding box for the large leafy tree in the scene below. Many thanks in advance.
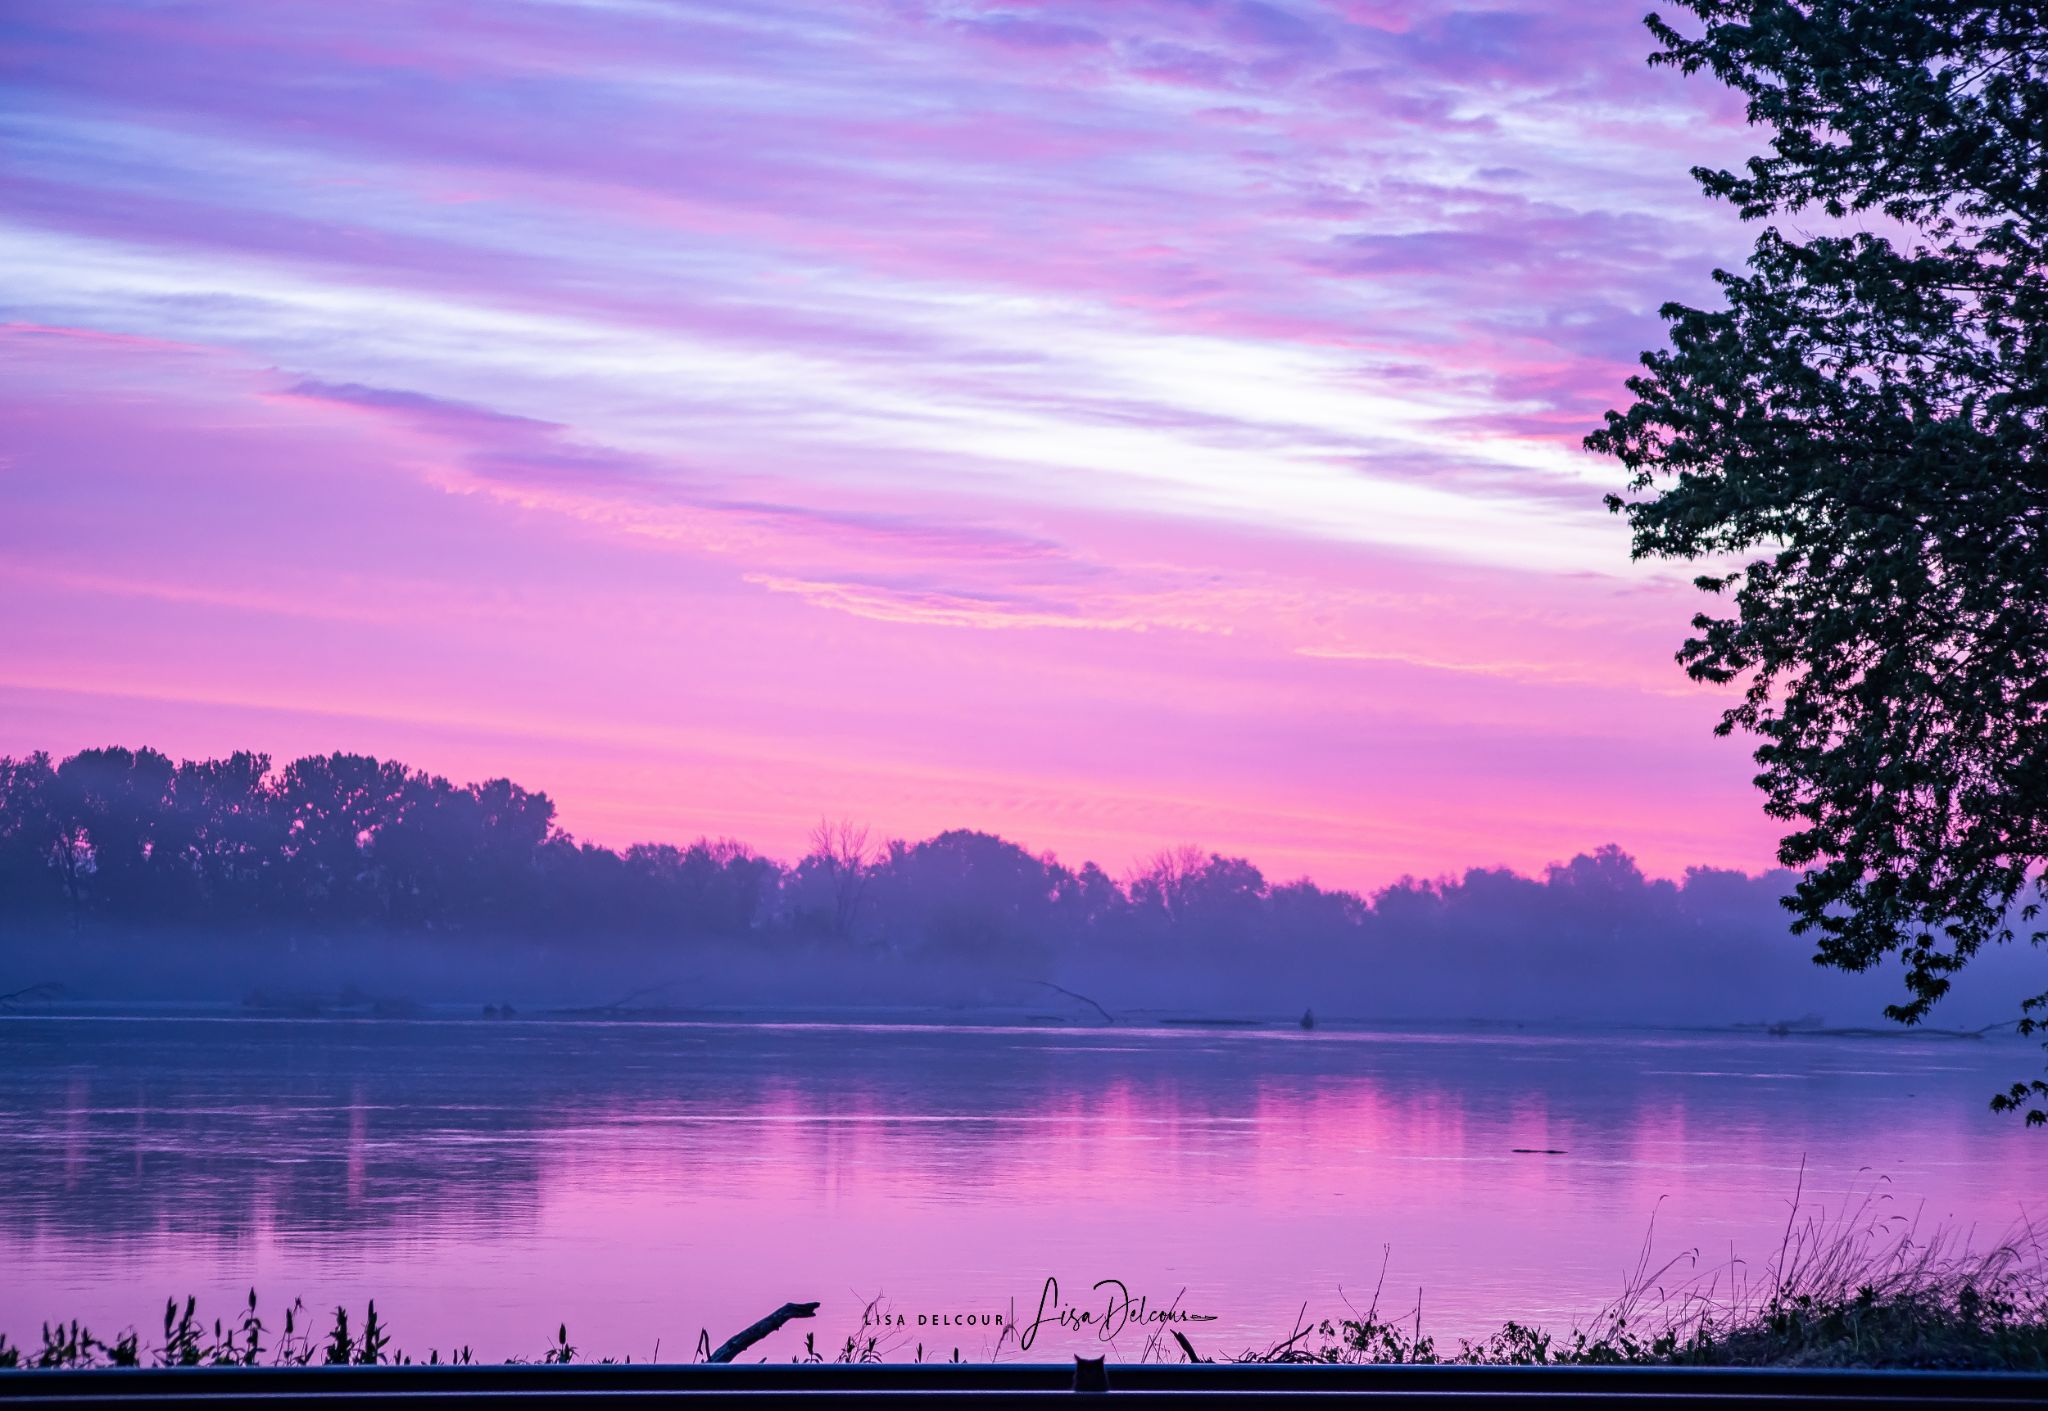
[1589,3,2048,1120]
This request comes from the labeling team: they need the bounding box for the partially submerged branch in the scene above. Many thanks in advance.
[0,982,62,1012]
[1023,979,1114,1025]
[707,1301,819,1364]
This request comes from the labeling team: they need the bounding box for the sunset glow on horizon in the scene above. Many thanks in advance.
[0,0,1787,889]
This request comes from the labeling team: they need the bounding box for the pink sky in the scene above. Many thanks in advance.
[0,0,1783,889]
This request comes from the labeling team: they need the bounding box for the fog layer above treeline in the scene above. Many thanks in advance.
[0,746,2035,1027]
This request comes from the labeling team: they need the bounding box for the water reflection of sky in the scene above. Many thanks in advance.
[0,1017,2038,1362]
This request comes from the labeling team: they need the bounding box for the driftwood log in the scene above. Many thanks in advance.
[707,1301,820,1363]
[0,982,62,1012]
[1024,979,1115,1025]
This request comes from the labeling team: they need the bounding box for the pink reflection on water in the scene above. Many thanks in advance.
[0,1021,2038,1363]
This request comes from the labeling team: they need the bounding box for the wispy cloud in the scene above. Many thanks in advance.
[0,2,1782,885]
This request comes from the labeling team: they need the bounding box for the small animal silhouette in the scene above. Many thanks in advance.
[1072,1354,1108,1393]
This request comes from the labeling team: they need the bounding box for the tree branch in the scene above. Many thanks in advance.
[707,1301,819,1363]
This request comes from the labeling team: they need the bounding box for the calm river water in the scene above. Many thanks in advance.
[0,1016,2039,1362]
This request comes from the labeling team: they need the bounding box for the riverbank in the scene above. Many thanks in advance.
[2,994,2036,1046]
[8,1219,2045,1372]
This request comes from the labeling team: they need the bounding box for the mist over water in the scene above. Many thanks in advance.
[1,1016,2037,1363]
[8,746,2042,1032]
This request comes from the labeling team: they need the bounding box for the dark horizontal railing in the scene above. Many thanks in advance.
[3,1362,2046,1407]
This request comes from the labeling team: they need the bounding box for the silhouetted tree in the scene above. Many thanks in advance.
[1051,860,1127,941]
[276,754,417,925]
[1589,2,2048,1122]
[170,751,281,922]
[1179,854,1268,947]
[1128,844,1207,927]
[0,753,63,927]
[52,748,179,923]
[870,830,1060,961]
[799,819,872,940]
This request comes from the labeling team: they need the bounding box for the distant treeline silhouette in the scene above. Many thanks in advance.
[0,744,2019,1025]
[0,745,1726,948]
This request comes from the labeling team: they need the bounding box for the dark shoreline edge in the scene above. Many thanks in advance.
[4,1362,2047,1406]
[0,1001,2032,1043]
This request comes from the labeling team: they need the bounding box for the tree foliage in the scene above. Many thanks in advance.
[0,745,1897,1031]
[1587,2,2048,1119]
